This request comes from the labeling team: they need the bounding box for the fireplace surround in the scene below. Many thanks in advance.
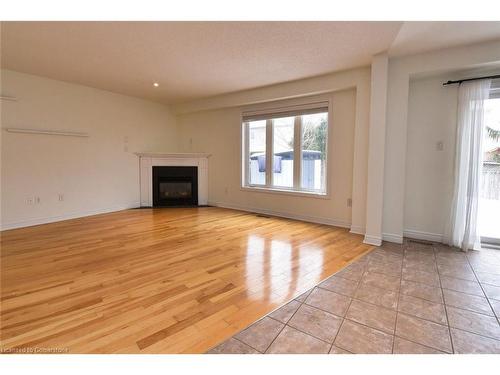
[153,166,198,206]
[136,152,209,207]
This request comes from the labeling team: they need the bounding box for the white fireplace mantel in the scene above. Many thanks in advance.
[136,152,210,207]
[135,152,211,159]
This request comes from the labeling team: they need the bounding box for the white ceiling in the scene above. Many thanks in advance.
[389,21,500,56]
[1,21,500,104]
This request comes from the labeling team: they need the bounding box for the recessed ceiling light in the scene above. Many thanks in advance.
[153,82,159,87]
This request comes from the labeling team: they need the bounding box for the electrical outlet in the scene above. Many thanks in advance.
[26,197,35,205]
[58,194,64,202]
[35,196,41,204]
[347,198,352,207]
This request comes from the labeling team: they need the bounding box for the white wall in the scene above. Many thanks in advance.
[173,41,500,244]
[382,39,500,242]
[364,53,389,245]
[177,89,358,227]
[5,41,498,239]
[1,70,178,229]
[174,67,371,231]
[404,75,458,240]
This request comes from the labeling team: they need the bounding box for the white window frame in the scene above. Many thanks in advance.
[241,100,330,198]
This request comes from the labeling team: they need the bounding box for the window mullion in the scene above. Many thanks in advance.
[265,119,273,187]
[243,122,250,186]
[293,116,301,189]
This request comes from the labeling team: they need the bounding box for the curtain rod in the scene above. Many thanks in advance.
[443,74,500,86]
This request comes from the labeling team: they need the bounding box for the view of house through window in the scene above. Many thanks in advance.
[248,120,266,185]
[273,116,294,188]
[301,112,328,192]
[479,94,500,244]
[243,106,328,194]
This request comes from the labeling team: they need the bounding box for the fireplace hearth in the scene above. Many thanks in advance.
[152,166,198,206]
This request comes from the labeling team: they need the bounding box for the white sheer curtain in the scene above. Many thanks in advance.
[445,79,492,251]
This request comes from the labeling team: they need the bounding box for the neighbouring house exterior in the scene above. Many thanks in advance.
[482,147,500,200]
[484,146,500,162]
[482,161,500,200]
[249,150,324,191]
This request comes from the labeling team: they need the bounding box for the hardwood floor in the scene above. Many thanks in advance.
[0,207,372,353]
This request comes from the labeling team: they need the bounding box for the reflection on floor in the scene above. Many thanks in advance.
[209,240,500,354]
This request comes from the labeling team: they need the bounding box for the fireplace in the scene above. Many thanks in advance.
[152,166,198,206]
[137,152,209,207]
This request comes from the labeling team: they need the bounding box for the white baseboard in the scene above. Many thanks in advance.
[1,202,141,231]
[350,225,365,235]
[382,232,404,244]
[363,235,382,246]
[209,201,351,229]
[404,229,443,243]
[381,230,444,244]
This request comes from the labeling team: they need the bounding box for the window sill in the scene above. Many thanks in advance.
[241,186,329,199]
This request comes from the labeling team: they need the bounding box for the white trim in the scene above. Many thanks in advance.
[240,186,328,199]
[363,235,382,246]
[242,120,249,187]
[209,201,351,229]
[134,152,210,158]
[349,225,365,235]
[293,115,301,189]
[0,202,140,231]
[242,100,329,121]
[241,98,330,197]
[482,241,500,250]
[404,229,443,243]
[266,119,273,186]
[382,232,404,244]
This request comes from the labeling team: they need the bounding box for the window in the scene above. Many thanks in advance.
[242,103,328,195]
[247,120,266,185]
[301,112,327,192]
[273,116,294,188]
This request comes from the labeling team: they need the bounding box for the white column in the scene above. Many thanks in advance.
[364,53,389,246]
[381,66,409,243]
[350,71,371,235]
[140,157,152,206]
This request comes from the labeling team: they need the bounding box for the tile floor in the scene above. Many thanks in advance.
[208,240,500,354]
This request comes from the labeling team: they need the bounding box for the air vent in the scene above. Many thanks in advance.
[408,239,433,245]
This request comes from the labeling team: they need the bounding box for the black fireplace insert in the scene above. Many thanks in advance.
[152,166,198,206]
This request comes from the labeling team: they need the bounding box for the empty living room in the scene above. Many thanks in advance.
[1,1,500,373]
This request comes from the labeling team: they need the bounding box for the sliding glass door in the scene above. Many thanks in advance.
[479,83,500,246]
